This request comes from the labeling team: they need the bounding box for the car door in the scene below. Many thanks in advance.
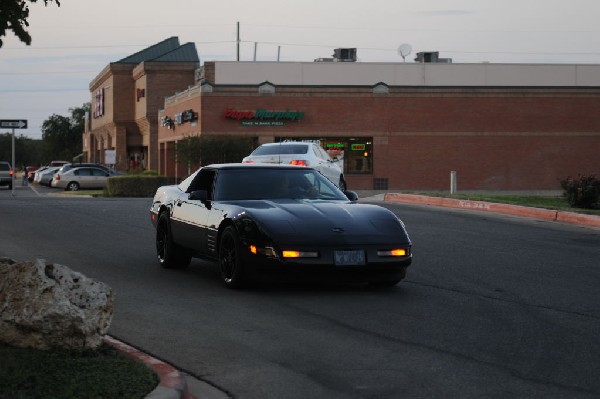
[312,144,339,183]
[75,168,92,188]
[170,168,216,253]
[90,168,108,188]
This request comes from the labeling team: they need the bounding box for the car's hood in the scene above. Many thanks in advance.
[228,199,411,246]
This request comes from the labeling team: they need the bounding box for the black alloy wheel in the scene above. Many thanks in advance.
[156,212,191,269]
[219,226,247,288]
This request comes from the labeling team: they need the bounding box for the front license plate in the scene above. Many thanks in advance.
[334,250,366,266]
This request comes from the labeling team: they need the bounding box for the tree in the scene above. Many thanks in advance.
[41,103,89,162]
[175,135,255,172]
[0,132,43,166]
[0,0,60,48]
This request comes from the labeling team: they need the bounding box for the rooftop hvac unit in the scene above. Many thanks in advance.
[333,48,357,62]
[414,51,452,63]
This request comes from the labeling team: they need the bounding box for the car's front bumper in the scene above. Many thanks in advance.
[240,245,412,284]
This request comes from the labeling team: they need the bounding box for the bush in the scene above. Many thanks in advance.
[106,175,171,197]
[560,174,600,209]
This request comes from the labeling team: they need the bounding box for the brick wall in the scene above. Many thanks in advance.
[159,87,600,190]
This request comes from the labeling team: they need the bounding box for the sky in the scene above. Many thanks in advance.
[1,0,600,139]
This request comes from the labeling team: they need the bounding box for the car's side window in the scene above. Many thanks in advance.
[187,169,216,198]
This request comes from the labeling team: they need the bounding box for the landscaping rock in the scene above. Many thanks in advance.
[0,257,113,350]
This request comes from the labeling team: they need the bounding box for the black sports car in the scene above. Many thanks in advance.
[150,164,412,288]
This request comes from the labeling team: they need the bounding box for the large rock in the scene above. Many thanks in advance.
[0,258,113,350]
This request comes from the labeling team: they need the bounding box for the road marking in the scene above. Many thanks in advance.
[28,183,43,197]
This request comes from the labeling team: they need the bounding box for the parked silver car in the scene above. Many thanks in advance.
[51,166,118,191]
[35,166,60,186]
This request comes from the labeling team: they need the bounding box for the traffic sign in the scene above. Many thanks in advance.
[0,119,28,129]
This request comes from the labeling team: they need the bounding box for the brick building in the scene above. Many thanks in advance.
[158,61,600,191]
[85,39,600,191]
[83,37,199,171]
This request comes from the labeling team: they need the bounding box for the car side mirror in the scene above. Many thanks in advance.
[344,190,358,202]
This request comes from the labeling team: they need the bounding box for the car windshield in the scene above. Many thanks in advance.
[251,144,309,156]
[214,168,347,201]
[0,163,10,171]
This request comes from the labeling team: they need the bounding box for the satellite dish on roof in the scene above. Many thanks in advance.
[398,43,412,62]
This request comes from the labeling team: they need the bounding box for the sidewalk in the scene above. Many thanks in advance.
[380,192,600,229]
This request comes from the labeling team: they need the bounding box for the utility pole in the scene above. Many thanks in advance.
[237,21,240,61]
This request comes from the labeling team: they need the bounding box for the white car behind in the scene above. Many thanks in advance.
[242,142,346,190]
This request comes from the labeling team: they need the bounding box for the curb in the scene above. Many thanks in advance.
[103,336,196,399]
[384,193,600,229]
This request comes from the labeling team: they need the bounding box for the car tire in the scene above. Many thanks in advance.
[66,182,79,191]
[156,212,192,269]
[219,226,247,289]
[338,175,347,191]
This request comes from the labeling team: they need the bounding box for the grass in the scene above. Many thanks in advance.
[0,342,158,399]
[54,189,106,197]
[410,192,600,216]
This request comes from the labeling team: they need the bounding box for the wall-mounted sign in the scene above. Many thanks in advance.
[161,116,173,129]
[224,108,304,125]
[241,121,286,126]
[161,109,197,129]
[136,88,145,102]
[93,88,104,118]
[350,144,366,151]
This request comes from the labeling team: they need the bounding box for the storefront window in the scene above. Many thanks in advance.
[276,137,373,175]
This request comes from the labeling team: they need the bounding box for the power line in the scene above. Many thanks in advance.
[4,39,600,58]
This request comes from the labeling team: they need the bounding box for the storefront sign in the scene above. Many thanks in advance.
[241,121,286,126]
[93,88,104,118]
[161,109,197,129]
[351,144,366,151]
[224,108,304,123]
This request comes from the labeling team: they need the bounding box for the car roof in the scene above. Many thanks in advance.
[204,163,314,171]
[259,142,311,147]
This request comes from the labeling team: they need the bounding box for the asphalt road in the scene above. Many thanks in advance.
[1,185,600,398]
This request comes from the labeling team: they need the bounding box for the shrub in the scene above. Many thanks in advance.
[106,175,170,197]
[560,174,600,209]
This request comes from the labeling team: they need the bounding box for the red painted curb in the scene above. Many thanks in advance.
[556,211,600,228]
[384,193,600,228]
[103,335,195,399]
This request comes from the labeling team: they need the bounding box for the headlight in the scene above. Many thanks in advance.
[249,245,277,258]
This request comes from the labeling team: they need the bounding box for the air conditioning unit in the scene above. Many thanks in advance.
[333,48,357,62]
[414,51,452,63]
